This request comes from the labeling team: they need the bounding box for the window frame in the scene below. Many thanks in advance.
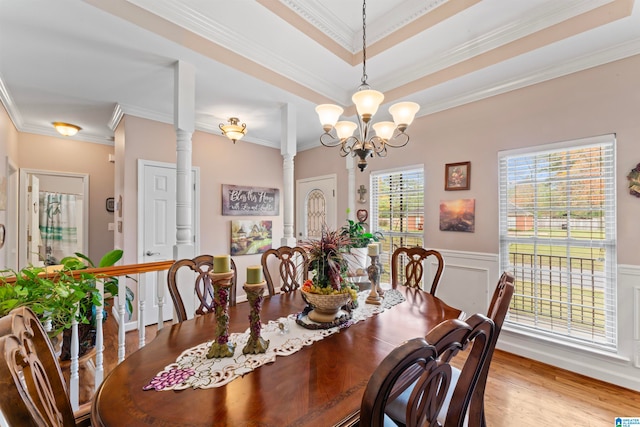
[370,165,425,282]
[498,134,617,351]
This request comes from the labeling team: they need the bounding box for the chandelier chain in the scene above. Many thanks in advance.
[361,0,368,86]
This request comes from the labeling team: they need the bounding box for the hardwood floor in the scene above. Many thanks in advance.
[481,350,640,426]
[93,315,640,425]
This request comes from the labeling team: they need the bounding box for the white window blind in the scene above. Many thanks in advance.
[370,167,424,280]
[498,134,616,350]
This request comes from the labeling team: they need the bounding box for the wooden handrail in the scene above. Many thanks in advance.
[1,260,176,284]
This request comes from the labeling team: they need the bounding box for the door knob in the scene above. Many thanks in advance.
[145,251,160,256]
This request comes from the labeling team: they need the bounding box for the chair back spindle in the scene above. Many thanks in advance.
[0,306,81,426]
[391,247,445,295]
[261,246,308,296]
[167,255,238,323]
[362,315,495,427]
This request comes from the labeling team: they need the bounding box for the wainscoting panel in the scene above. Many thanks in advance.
[431,251,640,391]
[434,250,499,318]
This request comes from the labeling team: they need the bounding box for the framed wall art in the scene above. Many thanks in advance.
[230,220,273,256]
[439,199,475,232]
[445,161,470,191]
[222,184,280,216]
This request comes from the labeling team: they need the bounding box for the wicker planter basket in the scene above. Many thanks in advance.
[301,290,351,323]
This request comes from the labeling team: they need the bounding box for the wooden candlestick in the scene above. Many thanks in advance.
[365,255,382,305]
[242,280,269,355]
[206,270,235,359]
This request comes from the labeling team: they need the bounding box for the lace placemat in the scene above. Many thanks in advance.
[144,289,405,391]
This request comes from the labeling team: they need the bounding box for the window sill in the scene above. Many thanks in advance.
[501,324,630,364]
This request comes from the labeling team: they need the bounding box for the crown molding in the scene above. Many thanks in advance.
[376,0,616,92]
[109,104,124,131]
[125,0,348,103]
[418,36,640,116]
[18,122,114,145]
[119,103,279,148]
[280,0,446,53]
[0,76,24,130]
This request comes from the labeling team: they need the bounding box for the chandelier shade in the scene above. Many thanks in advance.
[315,0,419,172]
[315,104,344,131]
[219,117,247,143]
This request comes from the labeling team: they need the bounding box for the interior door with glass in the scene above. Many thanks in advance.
[296,175,337,241]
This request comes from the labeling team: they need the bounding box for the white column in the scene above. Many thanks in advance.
[281,104,297,247]
[347,156,355,222]
[174,61,195,260]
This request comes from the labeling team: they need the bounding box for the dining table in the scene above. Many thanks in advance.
[91,286,463,427]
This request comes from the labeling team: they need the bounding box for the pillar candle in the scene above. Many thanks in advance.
[213,254,231,273]
[246,265,263,284]
[368,243,379,256]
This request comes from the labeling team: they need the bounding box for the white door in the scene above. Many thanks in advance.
[27,174,42,266]
[139,161,198,326]
[296,174,337,240]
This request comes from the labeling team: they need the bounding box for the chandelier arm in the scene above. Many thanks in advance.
[340,136,360,157]
[319,132,342,148]
[369,136,387,156]
[384,132,410,148]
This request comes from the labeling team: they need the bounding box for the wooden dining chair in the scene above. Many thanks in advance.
[167,255,237,323]
[0,306,91,427]
[261,246,308,296]
[391,247,445,295]
[385,272,515,427]
[361,315,495,427]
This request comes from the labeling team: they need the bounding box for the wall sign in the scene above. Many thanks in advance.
[222,184,280,216]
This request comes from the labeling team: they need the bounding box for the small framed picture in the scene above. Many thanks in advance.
[445,162,471,191]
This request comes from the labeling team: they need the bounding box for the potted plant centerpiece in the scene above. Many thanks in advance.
[300,227,358,323]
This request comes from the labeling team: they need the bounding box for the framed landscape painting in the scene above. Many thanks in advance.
[230,220,272,256]
[439,199,475,232]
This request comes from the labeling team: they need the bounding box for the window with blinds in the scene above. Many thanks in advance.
[370,166,424,282]
[498,134,616,350]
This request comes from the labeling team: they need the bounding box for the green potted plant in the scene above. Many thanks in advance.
[340,219,384,275]
[340,219,383,249]
[0,249,127,359]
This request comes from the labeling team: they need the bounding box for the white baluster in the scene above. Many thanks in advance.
[138,273,146,348]
[94,278,105,388]
[157,269,165,330]
[69,303,80,410]
[117,271,126,363]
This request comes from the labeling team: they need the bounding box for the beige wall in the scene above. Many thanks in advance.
[296,53,640,266]
[0,105,19,268]
[17,133,115,264]
[118,115,284,288]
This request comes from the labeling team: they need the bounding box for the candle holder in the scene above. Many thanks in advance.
[242,280,269,355]
[365,255,382,305]
[376,253,385,297]
[206,270,236,359]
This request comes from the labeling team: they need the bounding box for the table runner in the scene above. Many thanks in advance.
[143,289,405,391]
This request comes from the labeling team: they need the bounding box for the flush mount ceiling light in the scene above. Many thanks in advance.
[219,117,247,143]
[315,0,420,172]
[52,122,81,137]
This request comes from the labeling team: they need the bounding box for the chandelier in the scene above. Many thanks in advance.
[315,0,420,172]
[219,117,247,143]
